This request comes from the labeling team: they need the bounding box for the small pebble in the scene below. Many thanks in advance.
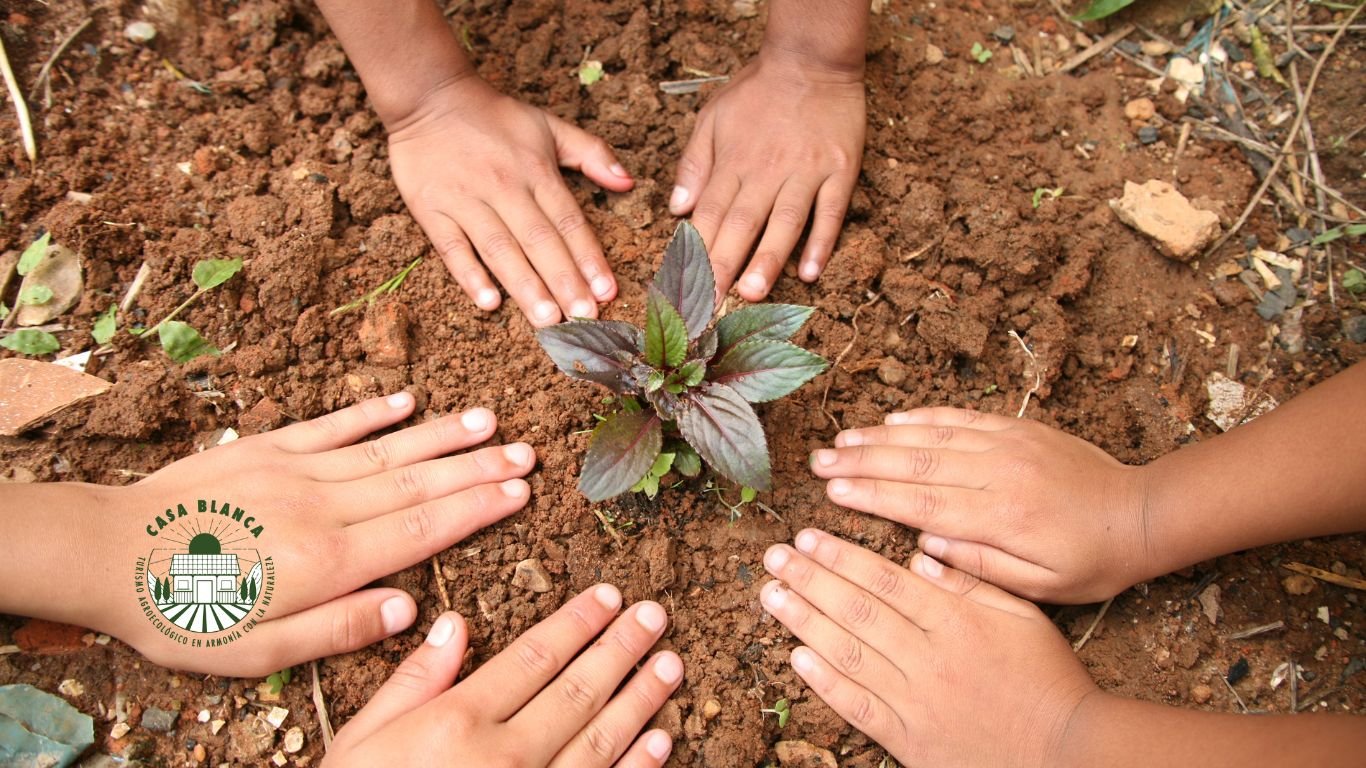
[124,21,156,44]
[1282,574,1316,595]
[58,679,84,697]
[1286,227,1313,244]
[1345,316,1366,344]
[702,699,722,721]
[1190,683,1213,704]
[1140,40,1172,56]
[266,706,289,730]
[193,743,206,763]
[141,706,179,733]
[925,43,945,65]
[211,719,225,735]
[110,722,130,740]
[992,25,1015,43]
[1137,126,1160,145]
[283,726,305,754]
[272,751,288,767]
[512,558,553,593]
[1124,97,1156,121]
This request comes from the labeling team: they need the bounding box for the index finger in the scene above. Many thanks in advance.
[271,393,416,453]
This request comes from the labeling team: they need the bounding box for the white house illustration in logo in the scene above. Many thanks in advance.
[149,526,263,634]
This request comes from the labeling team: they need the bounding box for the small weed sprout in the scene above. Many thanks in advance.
[1031,187,1064,208]
[970,42,992,64]
[265,667,293,695]
[536,222,828,502]
[331,257,422,316]
[760,697,791,728]
[1343,268,1365,295]
[133,257,243,363]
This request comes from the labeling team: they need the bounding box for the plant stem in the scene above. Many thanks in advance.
[142,287,209,338]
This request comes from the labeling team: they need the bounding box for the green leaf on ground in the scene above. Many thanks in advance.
[645,287,688,369]
[1072,0,1135,22]
[1344,268,1366,295]
[191,257,244,291]
[17,285,52,305]
[678,384,771,491]
[970,42,993,63]
[580,409,663,501]
[158,321,219,363]
[16,233,51,276]
[92,306,117,345]
[0,329,60,355]
[578,60,604,86]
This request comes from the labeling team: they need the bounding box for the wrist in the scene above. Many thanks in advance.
[1048,689,1118,768]
[756,38,867,83]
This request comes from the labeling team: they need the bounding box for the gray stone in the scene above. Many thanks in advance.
[1344,315,1366,343]
[140,706,179,733]
[1137,126,1160,145]
[992,25,1015,43]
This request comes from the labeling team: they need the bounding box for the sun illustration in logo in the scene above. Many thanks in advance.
[146,519,264,634]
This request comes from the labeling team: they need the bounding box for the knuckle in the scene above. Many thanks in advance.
[868,564,905,602]
[581,722,620,760]
[393,465,430,503]
[553,209,589,237]
[490,166,520,190]
[677,153,707,180]
[722,207,759,233]
[433,232,470,260]
[514,637,559,678]
[361,436,394,470]
[815,200,847,223]
[842,593,878,629]
[961,408,985,425]
[480,231,521,263]
[902,448,938,480]
[401,504,436,545]
[912,485,945,524]
[930,425,956,446]
[835,635,866,675]
[312,411,346,439]
[557,672,600,713]
[692,200,727,226]
[771,203,808,228]
[848,691,879,727]
[330,606,367,651]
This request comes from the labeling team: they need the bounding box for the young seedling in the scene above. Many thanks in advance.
[969,42,993,64]
[1344,268,1366,296]
[330,257,422,316]
[134,257,243,363]
[537,222,828,502]
[577,48,605,87]
[705,481,762,523]
[265,667,293,695]
[1312,222,1366,246]
[1031,187,1064,208]
[760,697,791,728]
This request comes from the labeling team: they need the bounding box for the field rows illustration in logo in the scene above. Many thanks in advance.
[146,518,264,634]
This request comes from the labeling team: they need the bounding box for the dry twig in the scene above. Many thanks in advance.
[1072,597,1113,652]
[1282,561,1366,591]
[29,18,92,105]
[310,660,335,751]
[820,293,883,431]
[0,34,36,163]
[1008,330,1042,418]
[1059,24,1137,74]
[431,555,452,611]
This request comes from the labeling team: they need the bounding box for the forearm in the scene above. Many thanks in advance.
[1142,362,1366,576]
[0,483,124,631]
[761,0,869,75]
[1063,692,1366,766]
[313,0,476,127]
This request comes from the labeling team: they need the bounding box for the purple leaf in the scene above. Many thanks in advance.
[714,304,814,359]
[537,320,642,392]
[580,410,662,501]
[678,384,771,491]
[711,340,829,403]
[645,287,688,368]
[653,221,714,340]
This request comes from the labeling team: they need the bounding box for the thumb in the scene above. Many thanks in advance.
[910,552,1041,620]
[332,611,470,747]
[546,114,634,192]
[670,116,715,216]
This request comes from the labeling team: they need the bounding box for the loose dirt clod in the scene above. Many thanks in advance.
[512,558,553,593]
[774,740,837,768]
[1109,180,1221,261]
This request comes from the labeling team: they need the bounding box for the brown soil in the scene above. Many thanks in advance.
[2,1,1364,766]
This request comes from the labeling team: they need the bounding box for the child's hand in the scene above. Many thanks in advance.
[811,407,1151,603]
[325,585,681,767]
[760,529,1098,767]
[670,51,865,301]
[388,75,633,327]
[102,393,534,675]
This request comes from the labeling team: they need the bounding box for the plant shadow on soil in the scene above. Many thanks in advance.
[1,1,1363,766]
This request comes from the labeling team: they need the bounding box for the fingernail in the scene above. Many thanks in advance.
[886,412,911,425]
[740,273,766,295]
[609,163,630,178]
[477,288,500,309]
[917,553,945,579]
[534,301,558,324]
[593,583,622,611]
[828,478,852,497]
[812,449,836,467]
[794,530,818,554]
[669,185,690,211]
[762,581,788,610]
[500,478,527,497]
[646,731,673,760]
[426,613,456,647]
[461,409,490,431]
[381,596,414,635]
[503,443,533,466]
[591,275,614,299]
[763,546,789,573]
[635,602,667,632]
[387,392,412,409]
[920,534,948,559]
[791,646,815,674]
[799,260,820,281]
[570,300,596,319]
[653,653,684,685]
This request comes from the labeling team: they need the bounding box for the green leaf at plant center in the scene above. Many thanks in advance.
[158,320,220,363]
[645,287,688,368]
[580,410,663,501]
[191,257,244,291]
